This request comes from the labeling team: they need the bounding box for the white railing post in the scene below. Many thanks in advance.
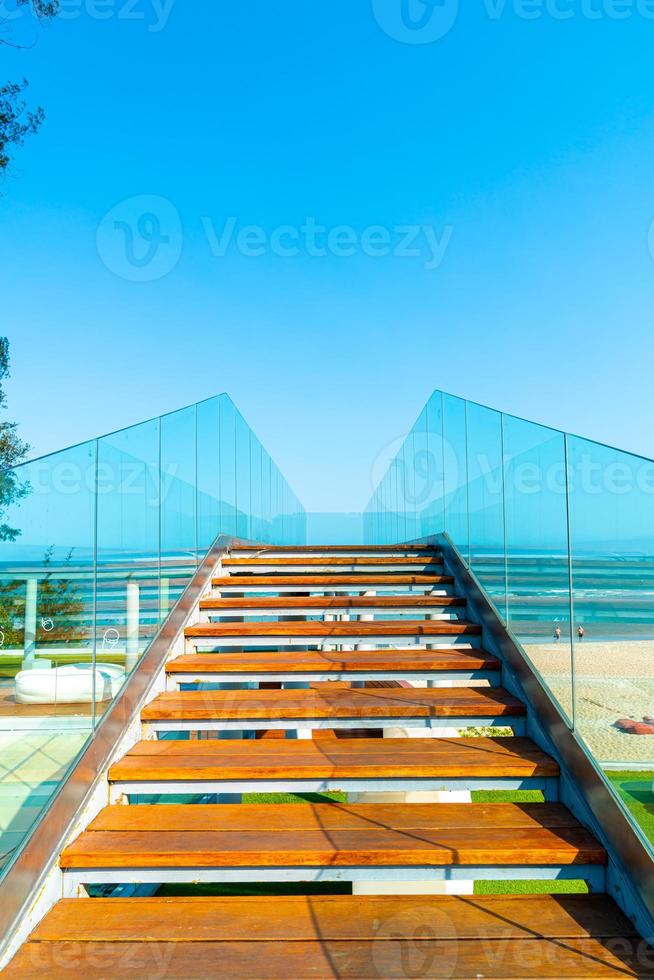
[126,582,140,672]
[22,578,38,669]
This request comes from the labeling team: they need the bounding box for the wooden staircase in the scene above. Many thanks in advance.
[5,544,654,978]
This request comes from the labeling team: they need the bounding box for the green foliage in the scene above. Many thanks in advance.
[0,548,86,652]
[16,0,61,17]
[0,80,44,173]
[37,546,86,645]
[1,2,60,174]
[0,577,24,647]
[0,338,29,541]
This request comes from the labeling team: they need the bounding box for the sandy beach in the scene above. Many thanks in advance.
[524,640,654,765]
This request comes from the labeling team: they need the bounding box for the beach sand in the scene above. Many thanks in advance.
[524,640,654,765]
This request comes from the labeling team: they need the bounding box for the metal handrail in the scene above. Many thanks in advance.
[0,532,240,956]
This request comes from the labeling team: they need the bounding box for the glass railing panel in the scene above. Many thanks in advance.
[442,393,469,559]
[0,440,96,872]
[403,426,418,542]
[390,456,400,544]
[260,448,272,541]
[380,464,388,544]
[382,476,389,543]
[161,405,197,609]
[219,394,237,537]
[466,403,506,615]
[375,485,382,544]
[367,482,379,544]
[397,441,408,544]
[296,492,306,545]
[235,410,251,540]
[568,435,654,772]
[363,386,654,856]
[503,416,573,722]
[250,435,263,543]
[197,396,221,552]
[386,462,393,545]
[0,392,305,883]
[97,418,160,705]
[412,412,425,541]
[423,390,444,539]
[380,466,389,544]
[272,466,283,542]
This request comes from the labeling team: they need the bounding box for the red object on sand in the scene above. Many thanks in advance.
[615,717,654,735]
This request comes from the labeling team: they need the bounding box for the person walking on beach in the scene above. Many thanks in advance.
[554,625,561,642]
[577,625,585,641]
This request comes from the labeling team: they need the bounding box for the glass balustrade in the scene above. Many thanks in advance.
[364,388,654,855]
[0,392,305,877]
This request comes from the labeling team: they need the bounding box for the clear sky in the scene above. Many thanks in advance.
[2,0,654,514]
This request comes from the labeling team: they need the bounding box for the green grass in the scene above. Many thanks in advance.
[471,789,544,804]
[474,879,588,894]
[242,791,347,805]
[604,770,654,844]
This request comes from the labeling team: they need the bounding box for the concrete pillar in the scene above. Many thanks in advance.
[22,577,37,669]
[352,880,474,896]
[160,578,170,620]
[126,581,140,672]
[356,590,375,651]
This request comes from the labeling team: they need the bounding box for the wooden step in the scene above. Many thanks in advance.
[166,647,499,681]
[212,573,452,591]
[223,556,443,568]
[59,803,606,891]
[142,685,525,720]
[109,735,559,798]
[200,595,466,612]
[233,545,440,552]
[10,894,651,978]
[140,685,526,734]
[185,619,481,639]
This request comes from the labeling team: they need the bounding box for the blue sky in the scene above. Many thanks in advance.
[2,0,654,513]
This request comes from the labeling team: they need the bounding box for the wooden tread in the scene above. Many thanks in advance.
[212,573,452,587]
[223,556,443,567]
[9,894,651,978]
[60,802,605,869]
[234,545,440,552]
[199,595,466,611]
[110,735,558,782]
[141,686,526,721]
[185,619,481,638]
[166,648,499,675]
